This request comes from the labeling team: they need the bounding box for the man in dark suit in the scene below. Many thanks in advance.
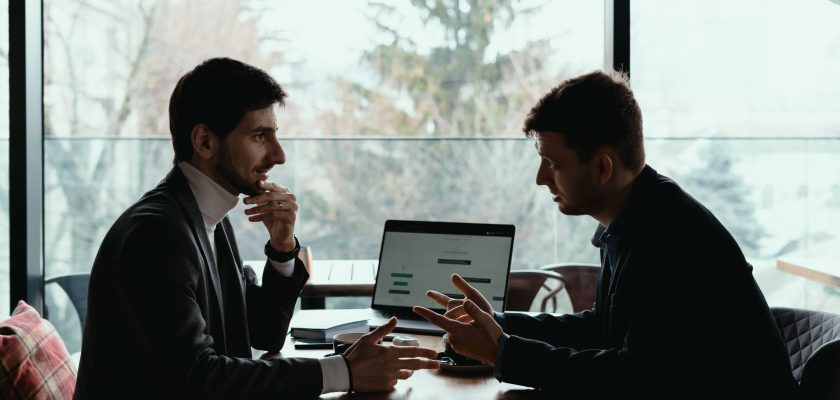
[74,57,439,399]
[414,71,799,396]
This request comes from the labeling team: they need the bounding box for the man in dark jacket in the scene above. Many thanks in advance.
[74,57,438,400]
[414,70,798,397]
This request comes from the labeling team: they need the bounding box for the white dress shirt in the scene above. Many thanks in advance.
[177,162,350,393]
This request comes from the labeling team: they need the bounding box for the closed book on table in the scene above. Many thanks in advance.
[289,309,370,340]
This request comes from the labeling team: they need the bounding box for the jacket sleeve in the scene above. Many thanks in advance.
[494,241,659,396]
[497,331,631,396]
[118,217,322,400]
[244,258,309,351]
[498,310,598,349]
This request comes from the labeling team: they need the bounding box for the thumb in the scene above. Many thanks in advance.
[463,300,494,328]
[365,317,396,343]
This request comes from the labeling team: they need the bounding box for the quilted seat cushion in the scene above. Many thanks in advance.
[771,307,840,382]
[0,301,76,400]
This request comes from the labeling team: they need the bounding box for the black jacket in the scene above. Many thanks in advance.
[497,165,798,397]
[74,167,322,399]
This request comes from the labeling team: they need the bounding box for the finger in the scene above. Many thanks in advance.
[444,304,465,318]
[388,346,440,359]
[396,370,414,380]
[394,358,440,370]
[412,306,463,331]
[243,191,296,205]
[456,314,473,323]
[426,290,453,307]
[245,182,288,201]
[258,181,289,192]
[444,307,468,321]
[451,274,483,299]
[463,300,494,328]
[364,317,396,343]
[247,210,296,223]
[243,201,296,215]
[447,298,466,310]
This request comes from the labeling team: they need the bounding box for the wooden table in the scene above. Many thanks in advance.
[777,257,840,288]
[271,334,538,399]
[244,259,378,309]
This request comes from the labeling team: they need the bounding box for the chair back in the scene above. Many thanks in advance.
[771,307,840,399]
[505,270,565,312]
[299,245,313,275]
[44,273,91,328]
[540,263,600,313]
[44,273,90,354]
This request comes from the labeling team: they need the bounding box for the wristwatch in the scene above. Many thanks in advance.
[264,236,300,262]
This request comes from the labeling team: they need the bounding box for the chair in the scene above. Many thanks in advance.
[44,273,91,355]
[505,270,566,312]
[771,307,840,399]
[540,263,600,313]
[299,245,313,274]
[44,273,91,328]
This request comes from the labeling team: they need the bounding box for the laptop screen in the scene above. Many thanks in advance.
[371,220,515,312]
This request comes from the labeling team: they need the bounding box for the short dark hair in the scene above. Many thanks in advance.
[168,57,287,162]
[523,70,644,171]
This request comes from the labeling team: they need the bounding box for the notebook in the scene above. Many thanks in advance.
[367,220,515,335]
[289,309,370,340]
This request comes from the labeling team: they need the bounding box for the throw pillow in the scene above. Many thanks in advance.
[0,301,76,400]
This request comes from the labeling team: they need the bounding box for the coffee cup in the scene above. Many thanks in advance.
[332,332,369,354]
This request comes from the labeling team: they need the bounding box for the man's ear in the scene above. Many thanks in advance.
[191,124,217,160]
[595,152,614,186]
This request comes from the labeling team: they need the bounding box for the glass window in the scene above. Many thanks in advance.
[1,0,10,316]
[632,0,840,311]
[43,0,603,287]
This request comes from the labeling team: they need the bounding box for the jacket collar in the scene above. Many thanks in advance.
[159,166,226,326]
[591,164,658,247]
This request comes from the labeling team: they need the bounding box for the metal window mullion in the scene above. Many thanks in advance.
[9,0,45,313]
[605,0,631,76]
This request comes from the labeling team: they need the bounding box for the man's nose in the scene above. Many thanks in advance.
[535,164,548,186]
[270,138,285,165]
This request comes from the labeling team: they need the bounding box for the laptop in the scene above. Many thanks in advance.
[367,220,515,335]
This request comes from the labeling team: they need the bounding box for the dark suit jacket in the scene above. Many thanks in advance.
[497,165,799,397]
[74,167,322,399]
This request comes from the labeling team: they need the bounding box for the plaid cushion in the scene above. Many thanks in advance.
[0,301,76,400]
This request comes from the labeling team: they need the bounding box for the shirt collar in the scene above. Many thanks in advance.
[177,161,239,229]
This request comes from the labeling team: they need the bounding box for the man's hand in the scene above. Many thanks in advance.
[344,317,440,392]
[243,181,298,252]
[413,300,502,365]
[413,274,503,364]
[426,274,494,324]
